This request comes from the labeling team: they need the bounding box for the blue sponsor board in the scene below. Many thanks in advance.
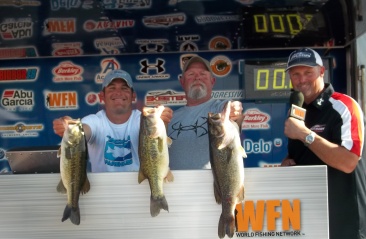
[0,49,346,171]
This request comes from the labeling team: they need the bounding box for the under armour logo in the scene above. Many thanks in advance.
[140,44,164,53]
[140,59,165,74]
[317,98,324,106]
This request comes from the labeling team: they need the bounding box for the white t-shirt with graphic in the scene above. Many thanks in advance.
[82,110,141,173]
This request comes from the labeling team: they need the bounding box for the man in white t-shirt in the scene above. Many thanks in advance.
[53,69,172,172]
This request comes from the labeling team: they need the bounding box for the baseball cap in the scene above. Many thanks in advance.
[286,48,323,71]
[183,56,213,75]
[102,69,133,89]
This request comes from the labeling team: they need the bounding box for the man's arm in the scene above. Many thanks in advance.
[53,116,91,142]
[229,101,244,130]
[284,117,359,173]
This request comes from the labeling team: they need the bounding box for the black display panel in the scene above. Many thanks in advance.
[244,59,330,100]
[242,7,332,48]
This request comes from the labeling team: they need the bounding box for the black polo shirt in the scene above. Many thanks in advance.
[288,83,365,239]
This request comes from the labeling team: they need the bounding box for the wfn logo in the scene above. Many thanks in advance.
[46,91,78,110]
[236,199,301,231]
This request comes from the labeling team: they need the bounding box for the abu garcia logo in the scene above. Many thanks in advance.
[1,89,34,111]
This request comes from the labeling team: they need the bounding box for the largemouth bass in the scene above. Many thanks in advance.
[56,118,90,225]
[208,101,246,238]
[138,105,174,217]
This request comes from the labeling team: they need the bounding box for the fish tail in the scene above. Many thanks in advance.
[218,213,235,238]
[61,204,80,225]
[150,195,169,217]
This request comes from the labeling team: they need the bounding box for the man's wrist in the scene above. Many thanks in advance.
[304,131,316,147]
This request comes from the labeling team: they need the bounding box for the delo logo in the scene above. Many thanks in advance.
[50,0,82,10]
[243,139,272,154]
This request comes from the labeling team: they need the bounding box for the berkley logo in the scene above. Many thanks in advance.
[52,61,82,76]
[243,109,269,123]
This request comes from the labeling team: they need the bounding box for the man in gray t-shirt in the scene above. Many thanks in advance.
[167,55,244,170]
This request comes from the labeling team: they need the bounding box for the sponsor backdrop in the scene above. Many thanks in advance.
[0,49,347,172]
[0,0,347,172]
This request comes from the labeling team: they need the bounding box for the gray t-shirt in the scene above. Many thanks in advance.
[168,99,227,170]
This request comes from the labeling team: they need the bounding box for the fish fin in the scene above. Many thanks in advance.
[238,185,245,202]
[240,146,247,158]
[164,170,174,183]
[167,137,172,147]
[138,170,147,184]
[218,213,235,239]
[56,179,67,194]
[150,195,169,217]
[213,181,222,204]
[61,204,80,225]
[81,177,90,195]
[57,147,61,158]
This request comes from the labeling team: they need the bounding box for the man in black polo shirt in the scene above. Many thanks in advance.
[281,48,366,239]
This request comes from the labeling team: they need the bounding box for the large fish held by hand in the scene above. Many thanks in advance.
[56,118,90,225]
[138,105,174,217]
[208,101,247,238]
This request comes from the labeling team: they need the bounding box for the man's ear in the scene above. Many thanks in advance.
[211,76,216,86]
[132,91,137,102]
[179,75,184,87]
[99,90,105,102]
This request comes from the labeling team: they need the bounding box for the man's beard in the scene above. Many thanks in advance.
[187,84,207,100]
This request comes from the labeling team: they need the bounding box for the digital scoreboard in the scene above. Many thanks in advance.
[241,7,331,48]
[244,59,330,100]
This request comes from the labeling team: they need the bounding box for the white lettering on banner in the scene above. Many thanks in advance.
[244,139,272,154]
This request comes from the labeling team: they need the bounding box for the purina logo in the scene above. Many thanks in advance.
[1,89,34,111]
